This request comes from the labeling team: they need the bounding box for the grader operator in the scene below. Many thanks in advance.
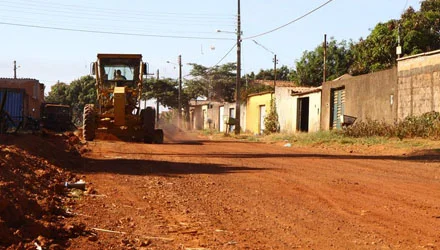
[83,53,163,143]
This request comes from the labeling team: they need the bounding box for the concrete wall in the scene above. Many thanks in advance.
[301,91,321,133]
[222,102,246,133]
[397,50,440,120]
[275,87,321,133]
[275,87,296,132]
[190,101,222,130]
[191,105,204,130]
[246,92,273,134]
[321,68,397,130]
[206,102,221,130]
[0,78,44,119]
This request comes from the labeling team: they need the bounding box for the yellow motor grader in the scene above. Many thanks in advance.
[83,53,163,143]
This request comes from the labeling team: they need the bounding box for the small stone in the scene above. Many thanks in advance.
[49,244,63,250]
[140,239,151,247]
[88,235,98,242]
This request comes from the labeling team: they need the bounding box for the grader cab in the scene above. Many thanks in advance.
[83,53,163,143]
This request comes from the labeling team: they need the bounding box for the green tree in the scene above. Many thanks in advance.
[66,75,97,117]
[251,65,291,81]
[45,81,69,104]
[401,3,440,55]
[143,77,178,109]
[46,76,97,123]
[186,62,236,102]
[291,38,353,86]
[349,1,440,75]
[349,20,398,75]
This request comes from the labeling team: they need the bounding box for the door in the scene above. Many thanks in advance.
[331,88,345,129]
[229,108,235,132]
[297,97,309,132]
[259,105,266,134]
[219,106,225,132]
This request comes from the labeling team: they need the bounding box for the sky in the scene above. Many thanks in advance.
[0,0,422,94]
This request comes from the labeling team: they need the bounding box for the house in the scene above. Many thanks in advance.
[0,78,45,124]
[217,102,247,133]
[320,68,397,130]
[275,86,321,133]
[189,100,222,130]
[246,91,273,134]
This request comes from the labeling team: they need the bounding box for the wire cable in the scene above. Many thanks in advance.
[243,0,335,40]
[0,0,234,19]
[0,21,235,40]
[252,40,275,55]
[211,43,237,68]
[0,5,234,26]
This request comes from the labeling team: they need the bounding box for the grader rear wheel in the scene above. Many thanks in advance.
[153,129,164,144]
[141,107,156,143]
[83,104,96,141]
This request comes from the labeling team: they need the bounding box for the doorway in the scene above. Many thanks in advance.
[297,97,309,132]
[259,105,266,134]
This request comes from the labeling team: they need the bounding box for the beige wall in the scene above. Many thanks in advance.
[275,87,296,132]
[301,91,321,132]
[275,87,321,133]
[321,68,397,130]
[397,50,440,119]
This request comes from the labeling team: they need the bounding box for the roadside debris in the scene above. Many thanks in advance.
[65,179,86,190]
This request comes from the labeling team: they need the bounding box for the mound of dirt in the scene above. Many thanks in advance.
[0,132,86,249]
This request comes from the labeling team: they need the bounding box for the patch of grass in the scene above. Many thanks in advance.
[69,188,84,200]
[200,129,216,136]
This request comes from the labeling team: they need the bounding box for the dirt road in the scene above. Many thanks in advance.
[65,130,440,249]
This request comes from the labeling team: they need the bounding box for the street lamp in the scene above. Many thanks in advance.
[167,55,182,128]
[216,0,241,134]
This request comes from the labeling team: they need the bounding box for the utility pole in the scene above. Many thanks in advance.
[397,24,402,59]
[178,55,182,129]
[156,69,160,123]
[235,0,241,135]
[14,61,17,79]
[323,34,327,83]
[273,54,278,88]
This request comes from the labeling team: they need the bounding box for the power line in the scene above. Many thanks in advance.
[0,5,234,26]
[252,40,275,55]
[243,0,335,40]
[0,21,235,40]
[0,15,225,35]
[212,43,237,68]
[1,0,234,19]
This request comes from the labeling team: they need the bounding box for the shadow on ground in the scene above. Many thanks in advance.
[78,158,271,176]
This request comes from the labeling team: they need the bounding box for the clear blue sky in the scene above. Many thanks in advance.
[0,0,421,93]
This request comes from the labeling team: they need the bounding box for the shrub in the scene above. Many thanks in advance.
[342,111,440,139]
[264,98,279,135]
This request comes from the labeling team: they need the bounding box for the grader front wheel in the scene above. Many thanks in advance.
[83,104,96,141]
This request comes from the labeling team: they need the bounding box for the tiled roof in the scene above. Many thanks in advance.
[252,79,298,87]
[189,100,222,106]
[0,77,39,81]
